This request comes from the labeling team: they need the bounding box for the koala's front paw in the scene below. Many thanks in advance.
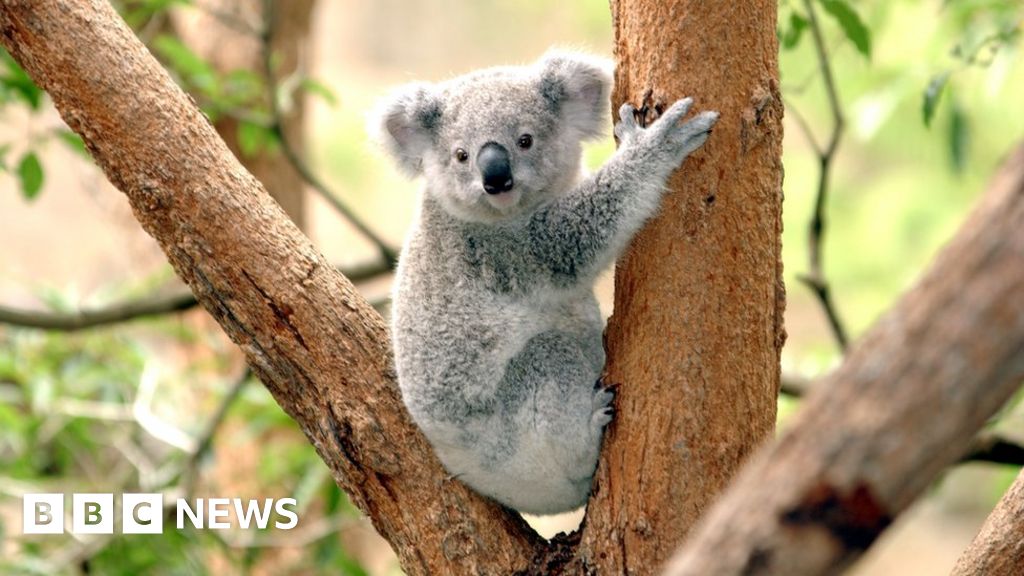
[613,102,644,146]
[617,98,718,164]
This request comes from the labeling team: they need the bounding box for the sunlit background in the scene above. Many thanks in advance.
[1,1,1022,574]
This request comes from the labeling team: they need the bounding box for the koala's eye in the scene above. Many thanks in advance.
[517,134,533,150]
[454,148,469,163]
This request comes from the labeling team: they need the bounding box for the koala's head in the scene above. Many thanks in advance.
[373,51,612,223]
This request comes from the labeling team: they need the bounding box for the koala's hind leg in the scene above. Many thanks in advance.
[504,331,611,490]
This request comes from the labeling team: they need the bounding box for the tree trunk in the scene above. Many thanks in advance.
[0,2,541,574]
[172,0,313,230]
[663,142,1024,576]
[578,1,784,573]
[951,467,1024,576]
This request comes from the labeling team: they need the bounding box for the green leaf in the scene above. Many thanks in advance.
[54,129,90,158]
[0,143,11,171]
[818,0,872,59]
[221,69,265,107]
[781,12,809,50]
[299,78,339,107]
[948,100,969,173]
[1,51,44,109]
[922,71,951,128]
[16,151,43,200]
[121,0,192,28]
[152,35,218,93]
[236,120,277,157]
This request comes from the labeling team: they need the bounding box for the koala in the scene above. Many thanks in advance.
[374,51,717,515]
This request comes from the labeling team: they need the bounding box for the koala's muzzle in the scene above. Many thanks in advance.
[477,142,514,194]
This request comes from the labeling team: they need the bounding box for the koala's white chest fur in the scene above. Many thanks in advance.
[376,50,717,514]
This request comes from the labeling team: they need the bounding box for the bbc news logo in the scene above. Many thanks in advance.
[23,494,298,534]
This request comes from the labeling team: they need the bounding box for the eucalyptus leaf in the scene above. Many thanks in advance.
[16,151,43,200]
[923,71,951,128]
[152,35,218,94]
[299,78,339,107]
[782,12,809,50]
[237,120,277,157]
[55,129,90,158]
[948,101,969,173]
[818,0,872,59]
[1,51,44,110]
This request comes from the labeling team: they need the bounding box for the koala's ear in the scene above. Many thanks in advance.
[370,83,443,177]
[537,50,612,140]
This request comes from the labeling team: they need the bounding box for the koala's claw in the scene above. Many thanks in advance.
[615,97,718,161]
[649,97,695,138]
[592,405,614,429]
[590,380,616,429]
[673,110,720,156]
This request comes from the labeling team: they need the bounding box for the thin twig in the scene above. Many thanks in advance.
[0,290,196,331]
[184,367,252,482]
[259,0,398,266]
[779,371,813,397]
[782,95,822,156]
[0,259,391,332]
[796,0,850,352]
[192,0,262,37]
[963,432,1024,466]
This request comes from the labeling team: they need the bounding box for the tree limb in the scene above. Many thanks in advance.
[783,377,1024,466]
[0,259,390,332]
[796,0,850,351]
[259,0,398,266]
[663,142,1024,575]
[962,432,1024,467]
[0,2,543,573]
[0,290,197,331]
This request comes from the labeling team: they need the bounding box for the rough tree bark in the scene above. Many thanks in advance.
[663,143,1024,575]
[0,2,541,574]
[951,467,1024,576]
[578,1,784,573]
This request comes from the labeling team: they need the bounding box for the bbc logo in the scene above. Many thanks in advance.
[24,493,298,534]
[24,493,163,535]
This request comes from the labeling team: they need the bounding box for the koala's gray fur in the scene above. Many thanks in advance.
[374,51,717,515]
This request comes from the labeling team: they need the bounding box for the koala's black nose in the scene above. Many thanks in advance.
[477,142,514,194]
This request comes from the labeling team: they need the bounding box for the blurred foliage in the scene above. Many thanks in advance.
[0,323,367,575]
[0,2,361,575]
[778,0,1022,357]
[1,0,1023,574]
[0,0,337,204]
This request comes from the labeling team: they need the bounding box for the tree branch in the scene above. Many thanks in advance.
[0,259,390,331]
[0,2,543,573]
[796,0,850,352]
[259,0,398,266]
[782,376,1024,466]
[962,432,1024,466]
[664,142,1024,575]
[181,366,253,492]
[0,290,197,331]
